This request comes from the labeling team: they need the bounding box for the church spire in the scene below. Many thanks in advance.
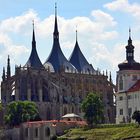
[24,21,44,69]
[53,2,59,39]
[7,55,11,79]
[109,71,112,83]
[128,27,132,45]
[126,28,134,62]
[44,3,76,72]
[69,30,95,73]
[32,20,36,48]
[76,29,78,42]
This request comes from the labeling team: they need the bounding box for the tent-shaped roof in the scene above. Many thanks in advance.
[69,33,95,73]
[44,4,75,72]
[24,24,44,69]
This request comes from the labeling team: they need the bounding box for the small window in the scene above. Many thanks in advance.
[120,109,123,115]
[119,96,123,101]
[128,108,132,116]
[128,95,131,100]
[45,127,50,137]
[35,128,39,138]
[25,128,28,137]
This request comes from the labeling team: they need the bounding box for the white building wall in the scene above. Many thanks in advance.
[117,70,140,93]
[116,90,140,123]
[116,70,140,124]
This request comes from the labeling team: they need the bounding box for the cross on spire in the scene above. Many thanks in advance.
[55,2,57,17]
[32,20,35,30]
[76,29,78,41]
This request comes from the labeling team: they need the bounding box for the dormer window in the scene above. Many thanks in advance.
[132,75,137,81]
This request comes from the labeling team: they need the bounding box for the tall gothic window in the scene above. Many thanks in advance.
[119,76,123,90]
[46,107,51,120]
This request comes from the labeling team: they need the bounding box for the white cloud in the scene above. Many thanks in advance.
[91,9,117,27]
[0,8,120,82]
[104,0,140,18]
[0,9,38,34]
[0,33,29,64]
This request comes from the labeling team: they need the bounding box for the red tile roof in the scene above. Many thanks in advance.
[127,79,140,92]
[23,120,87,127]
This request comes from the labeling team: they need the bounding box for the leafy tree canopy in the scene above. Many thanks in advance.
[81,92,104,126]
[5,101,41,127]
[132,110,140,125]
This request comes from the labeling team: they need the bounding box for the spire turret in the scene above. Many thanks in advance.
[7,55,11,79]
[24,22,44,69]
[2,67,5,81]
[126,28,134,62]
[118,29,140,70]
[128,28,132,44]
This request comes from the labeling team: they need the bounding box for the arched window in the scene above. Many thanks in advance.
[72,106,74,113]
[42,80,50,102]
[34,127,39,138]
[46,107,51,120]
[64,107,67,115]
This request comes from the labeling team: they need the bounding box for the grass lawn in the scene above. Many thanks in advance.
[58,124,140,140]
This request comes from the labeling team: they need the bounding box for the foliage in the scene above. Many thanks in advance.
[58,125,140,140]
[81,92,104,126]
[0,103,2,111]
[4,101,41,127]
[132,110,140,124]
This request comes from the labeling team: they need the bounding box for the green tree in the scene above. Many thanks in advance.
[0,103,3,111]
[81,92,104,126]
[132,110,140,125]
[4,101,41,127]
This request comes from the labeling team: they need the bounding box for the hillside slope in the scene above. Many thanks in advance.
[58,124,140,140]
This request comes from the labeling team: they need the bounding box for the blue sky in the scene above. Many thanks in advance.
[0,0,140,83]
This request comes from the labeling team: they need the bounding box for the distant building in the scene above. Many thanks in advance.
[116,29,140,124]
[0,120,87,140]
[1,4,115,124]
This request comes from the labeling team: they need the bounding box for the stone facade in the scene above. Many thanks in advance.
[1,66,115,123]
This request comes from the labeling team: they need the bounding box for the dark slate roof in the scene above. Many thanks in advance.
[69,39,95,73]
[44,6,75,72]
[118,60,140,71]
[24,27,44,69]
[118,34,140,71]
